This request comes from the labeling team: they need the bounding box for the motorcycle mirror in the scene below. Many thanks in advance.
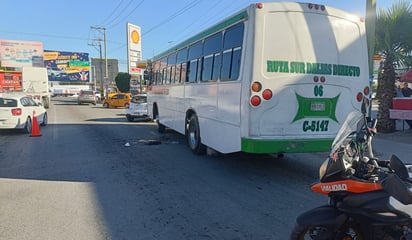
[361,97,367,114]
[390,154,409,180]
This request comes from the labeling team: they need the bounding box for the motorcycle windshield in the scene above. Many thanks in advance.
[330,111,364,157]
[320,111,364,181]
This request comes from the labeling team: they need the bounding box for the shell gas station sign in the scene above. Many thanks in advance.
[127,23,142,75]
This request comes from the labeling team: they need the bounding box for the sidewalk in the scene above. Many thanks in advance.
[373,120,412,161]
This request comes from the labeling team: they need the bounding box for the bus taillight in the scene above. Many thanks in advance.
[251,82,262,92]
[251,96,261,107]
[256,3,263,9]
[262,89,273,100]
[356,92,363,102]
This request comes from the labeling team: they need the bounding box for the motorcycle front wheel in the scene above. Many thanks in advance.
[290,223,364,240]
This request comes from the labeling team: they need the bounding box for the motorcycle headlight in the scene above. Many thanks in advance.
[319,159,329,179]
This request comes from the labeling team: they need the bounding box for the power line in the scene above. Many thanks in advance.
[97,0,125,27]
[100,0,134,28]
[107,0,145,29]
[0,29,89,42]
[143,0,204,35]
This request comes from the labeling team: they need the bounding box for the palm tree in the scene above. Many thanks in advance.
[375,0,412,133]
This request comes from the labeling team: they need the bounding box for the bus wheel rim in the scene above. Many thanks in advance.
[189,126,197,147]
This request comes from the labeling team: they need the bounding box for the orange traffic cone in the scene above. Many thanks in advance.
[30,110,42,137]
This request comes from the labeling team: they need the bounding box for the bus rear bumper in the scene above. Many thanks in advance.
[241,138,333,154]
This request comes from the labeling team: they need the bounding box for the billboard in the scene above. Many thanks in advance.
[127,23,142,75]
[44,50,90,82]
[0,39,43,68]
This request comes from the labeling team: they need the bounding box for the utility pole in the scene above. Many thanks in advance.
[91,26,108,97]
[88,37,103,98]
[365,0,376,116]
[366,0,376,79]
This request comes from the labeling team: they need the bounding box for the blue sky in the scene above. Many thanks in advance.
[0,0,394,72]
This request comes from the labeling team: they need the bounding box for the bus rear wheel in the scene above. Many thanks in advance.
[187,115,206,155]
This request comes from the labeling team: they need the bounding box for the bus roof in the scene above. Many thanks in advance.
[151,2,364,61]
[152,9,248,60]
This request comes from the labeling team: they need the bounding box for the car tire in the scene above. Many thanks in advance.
[24,117,32,134]
[103,102,109,108]
[125,103,130,108]
[126,116,134,122]
[41,113,48,126]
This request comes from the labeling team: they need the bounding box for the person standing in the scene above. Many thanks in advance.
[400,82,412,130]
[395,81,404,97]
[401,82,412,97]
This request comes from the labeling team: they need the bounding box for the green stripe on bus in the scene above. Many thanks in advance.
[241,138,333,153]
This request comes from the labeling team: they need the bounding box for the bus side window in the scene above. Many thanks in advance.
[202,32,222,82]
[188,41,203,83]
[196,58,203,82]
[181,62,188,83]
[221,22,244,81]
[231,47,242,80]
[167,53,177,84]
[221,49,233,80]
[212,52,221,80]
[188,60,198,83]
[177,48,188,84]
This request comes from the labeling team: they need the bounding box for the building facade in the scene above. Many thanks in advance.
[91,58,119,91]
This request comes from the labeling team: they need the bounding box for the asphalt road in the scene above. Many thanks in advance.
[0,96,328,240]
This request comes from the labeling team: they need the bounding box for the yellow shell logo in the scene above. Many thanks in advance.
[131,30,140,44]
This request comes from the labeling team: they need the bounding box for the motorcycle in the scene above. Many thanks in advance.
[290,99,412,240]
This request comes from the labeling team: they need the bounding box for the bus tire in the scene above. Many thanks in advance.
[153,106,165,133]
[187,115,206,155]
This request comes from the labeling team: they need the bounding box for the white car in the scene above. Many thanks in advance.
[47,67,67,79]
[0,93,48,133]
[125,94,149,122]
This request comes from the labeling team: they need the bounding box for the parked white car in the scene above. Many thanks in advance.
[0,93,48,133]
[125,94,149,122]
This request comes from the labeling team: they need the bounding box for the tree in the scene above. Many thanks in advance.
[375,0,412,133]
[115,72,131,93]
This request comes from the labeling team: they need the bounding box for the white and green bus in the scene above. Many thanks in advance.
[146,2,370,155]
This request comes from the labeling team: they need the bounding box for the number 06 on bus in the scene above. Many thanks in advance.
[146,2,370,155]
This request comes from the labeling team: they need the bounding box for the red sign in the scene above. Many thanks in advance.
[130,67,142,73]
[0,71,22,92]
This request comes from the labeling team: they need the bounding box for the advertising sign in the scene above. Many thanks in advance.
[127,23,142,75]
[0,39,43,68]
[44,50,90,82]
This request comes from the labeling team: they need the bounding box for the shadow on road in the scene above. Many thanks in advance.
[0,121,324,239]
